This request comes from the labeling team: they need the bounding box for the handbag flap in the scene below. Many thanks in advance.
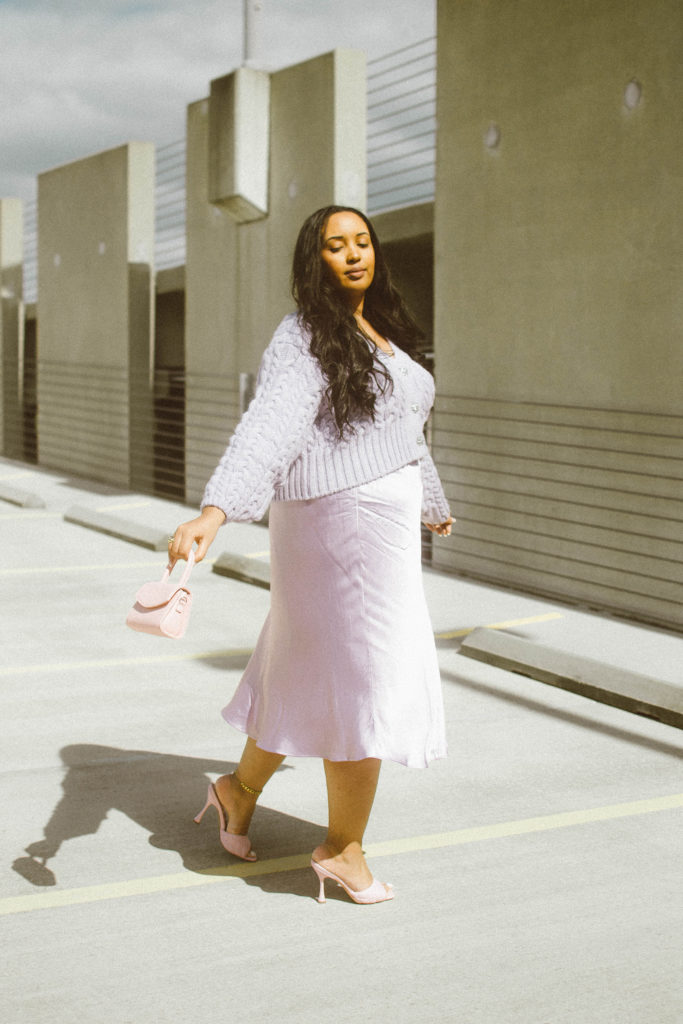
[134,581,189,610]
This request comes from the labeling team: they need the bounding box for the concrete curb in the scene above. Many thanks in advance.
[63,505,169,551]
[459,627,683,729]
[212,551,271,589]
[0,484,46,509]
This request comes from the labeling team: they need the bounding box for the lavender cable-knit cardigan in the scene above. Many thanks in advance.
[201,313,452,525]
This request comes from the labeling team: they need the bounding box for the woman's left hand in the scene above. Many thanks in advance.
[424,517,453,537]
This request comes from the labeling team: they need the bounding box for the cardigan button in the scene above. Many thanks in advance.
[416,437,425,446]
[411,403,419,412]
[400,367,408,375]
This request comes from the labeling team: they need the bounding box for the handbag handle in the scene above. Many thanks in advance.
[163,549,195,588]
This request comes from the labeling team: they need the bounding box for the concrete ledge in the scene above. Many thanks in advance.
[0,484,46,508]
[212,551,271,590]
[459,628,683,729]
[63,505,169,551]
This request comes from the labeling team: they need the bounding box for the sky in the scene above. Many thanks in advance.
[0,0,435,203]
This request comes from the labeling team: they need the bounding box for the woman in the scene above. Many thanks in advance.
[170,206,453,905]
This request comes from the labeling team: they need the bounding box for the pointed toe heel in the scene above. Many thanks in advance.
[311,859,394,905]
[193,782,257,862]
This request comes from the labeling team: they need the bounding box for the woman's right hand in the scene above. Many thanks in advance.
[168,505,226,564]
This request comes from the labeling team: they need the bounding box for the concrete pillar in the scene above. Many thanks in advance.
[37,143,155,489]
[184,98,242,501]
[0,199,24,458]
[432,0,683,629]
[184,49,366,503]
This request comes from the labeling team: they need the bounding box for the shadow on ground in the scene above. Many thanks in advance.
[12,744,325,893]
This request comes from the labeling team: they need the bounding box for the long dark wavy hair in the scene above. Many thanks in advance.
[291,205,425,437]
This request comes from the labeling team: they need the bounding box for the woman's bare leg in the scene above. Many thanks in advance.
[214,736,284,835]
[313,757,387,892]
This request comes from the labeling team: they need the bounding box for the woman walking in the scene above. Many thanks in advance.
[170,206,452,904]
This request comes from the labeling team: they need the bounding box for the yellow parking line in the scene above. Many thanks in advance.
[0,511,60,521]
[0,610,560,677]
[2,792,680,917]
[0,560,166,576]
[0,558,215,577]
[0,646,253,678]
[435,611,563,640]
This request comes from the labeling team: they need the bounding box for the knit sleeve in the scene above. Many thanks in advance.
[201,317,323,522]
[419,450,452,525]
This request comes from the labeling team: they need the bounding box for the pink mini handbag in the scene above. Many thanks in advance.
[125,551,194,639]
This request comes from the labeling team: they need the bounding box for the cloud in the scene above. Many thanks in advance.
[1,1,242,197]
[0,0,434,201]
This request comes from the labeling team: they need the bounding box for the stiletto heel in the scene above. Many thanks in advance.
[313,863,327,903]
[311,858,394,905]
[193,782,257,862]
[193,795,213,826]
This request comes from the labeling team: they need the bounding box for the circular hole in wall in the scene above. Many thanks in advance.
[624,79,642,110]
[484,122,501,150]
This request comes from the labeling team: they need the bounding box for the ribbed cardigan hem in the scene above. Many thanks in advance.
[275,423,423,503]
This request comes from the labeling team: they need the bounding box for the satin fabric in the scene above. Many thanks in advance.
[222,462,447,768]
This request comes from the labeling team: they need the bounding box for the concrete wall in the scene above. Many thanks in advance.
[0,198,24,458]
[184,49,367,502]
[433,0,683,629]
[37,143,155,488]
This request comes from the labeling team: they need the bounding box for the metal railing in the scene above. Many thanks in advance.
[18,37,435,302]
[155,138,186,272]
[23,200,37,305]
[366,37,436,214]
[139,35,438,265]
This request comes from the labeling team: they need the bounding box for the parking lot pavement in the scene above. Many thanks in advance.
[2,455,682,1024]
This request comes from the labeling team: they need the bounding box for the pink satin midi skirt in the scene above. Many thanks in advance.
[222,461,447,768]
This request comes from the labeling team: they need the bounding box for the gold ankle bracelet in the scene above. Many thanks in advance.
[234,772,262,797]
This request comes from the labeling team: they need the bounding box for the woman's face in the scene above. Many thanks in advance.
[320,210,375,302]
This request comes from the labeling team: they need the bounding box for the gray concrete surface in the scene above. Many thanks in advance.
[63,504,170,551]
[460,627,683,729]
[1,454,682,1024]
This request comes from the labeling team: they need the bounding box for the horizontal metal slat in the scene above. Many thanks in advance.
[432,547,681,629]
[436,447,682,500]
[451,484,683,543]
[438,432,683,480]
[436,413,683,459]
[451,518,682,583]
[438,463,683,522]
[435,395,683,438]
[437,535,682,606]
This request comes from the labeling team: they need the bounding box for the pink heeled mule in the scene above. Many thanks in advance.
[194,782,257,862]
[311,858,394,905]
